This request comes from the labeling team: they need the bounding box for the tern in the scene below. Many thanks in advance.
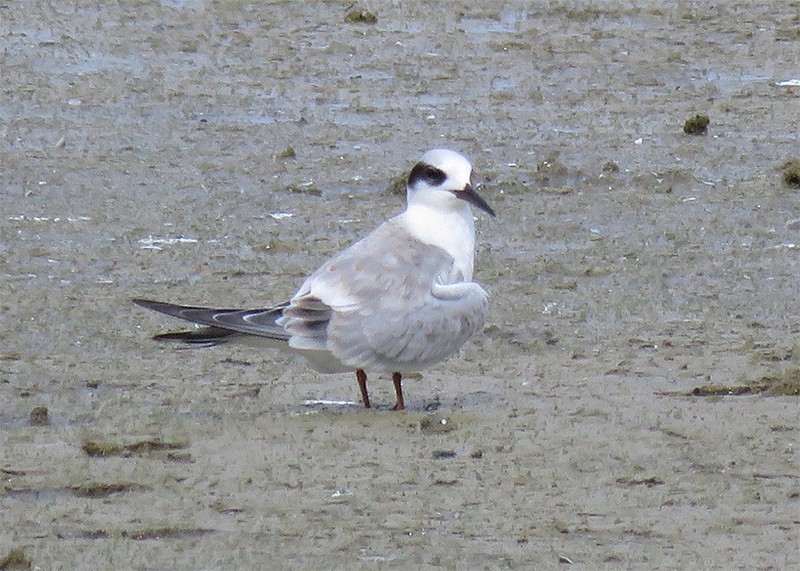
[134,148,495,410]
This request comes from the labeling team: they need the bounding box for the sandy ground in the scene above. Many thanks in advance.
[1,1,799,569]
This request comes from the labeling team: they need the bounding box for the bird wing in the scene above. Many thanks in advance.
[278,219,489,371]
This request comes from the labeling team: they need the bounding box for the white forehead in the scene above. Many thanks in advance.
[419,149,472,186]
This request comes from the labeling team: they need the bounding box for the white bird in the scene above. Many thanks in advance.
[134,149,495,410]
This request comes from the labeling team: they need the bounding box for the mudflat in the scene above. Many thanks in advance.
[1,2,798,569]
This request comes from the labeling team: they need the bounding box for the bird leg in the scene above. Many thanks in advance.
[356,369,371,408]
[392,372,405,411]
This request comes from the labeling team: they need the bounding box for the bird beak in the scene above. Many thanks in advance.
[457,183,496,217]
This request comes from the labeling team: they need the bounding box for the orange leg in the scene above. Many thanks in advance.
[392,372,405,411]
[356,369,371,408]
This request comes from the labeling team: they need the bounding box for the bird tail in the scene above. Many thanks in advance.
[133,298,291,346]
[151,327,240,347]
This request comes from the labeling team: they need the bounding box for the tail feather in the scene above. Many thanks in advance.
[133,298,291,342]
[153,326,240,347]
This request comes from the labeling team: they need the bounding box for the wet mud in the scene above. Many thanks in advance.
[2,2,799,569]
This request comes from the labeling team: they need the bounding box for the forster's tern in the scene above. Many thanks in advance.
[134,148,495,410]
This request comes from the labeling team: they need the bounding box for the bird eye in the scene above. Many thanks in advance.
[424,166,446,184]
[409,162,447,187]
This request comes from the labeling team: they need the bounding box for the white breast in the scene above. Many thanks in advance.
[401,203,476,282]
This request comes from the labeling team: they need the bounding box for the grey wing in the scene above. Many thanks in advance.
[276,222,406,352]
[329,278,488,372]
[279,222,488,371]
[133,298,290,342]
[275,295,333,352]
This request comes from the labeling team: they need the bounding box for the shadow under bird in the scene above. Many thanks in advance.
[134,148,495,410]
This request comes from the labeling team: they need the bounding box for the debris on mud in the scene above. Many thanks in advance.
[780,157,800,188]
[384,172,407,195]
[601,161,620,173]
[0,548,31,571]
[535,155,569,186]
[81,439,189,458]
[680,368,800,397]
[276,146,297,160]
[29,406,49,426]
[683,114,710,135]
[344,9,377,24]
[616,476,664,487]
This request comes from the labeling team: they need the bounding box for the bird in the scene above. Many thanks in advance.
[134,148,495,410]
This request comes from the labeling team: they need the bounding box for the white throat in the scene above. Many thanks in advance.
[402,202,476,282]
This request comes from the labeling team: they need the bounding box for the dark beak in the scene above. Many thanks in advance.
[457,184,496,217]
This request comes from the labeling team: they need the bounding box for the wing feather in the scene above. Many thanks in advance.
[275,219,488,372]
